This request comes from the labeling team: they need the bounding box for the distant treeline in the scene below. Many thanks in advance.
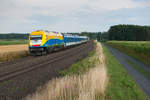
[1,25,150,41]
[108,25,150,41]
[0,33,29,40]
[0,32,100,40]
[74,25,150,41]
[67,32,101,40]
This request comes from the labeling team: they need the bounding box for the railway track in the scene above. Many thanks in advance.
[0,41,93,99]
[0,42,93,82]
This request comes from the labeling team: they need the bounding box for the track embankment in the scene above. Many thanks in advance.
[0,41,94,100]
[25,42,108,100]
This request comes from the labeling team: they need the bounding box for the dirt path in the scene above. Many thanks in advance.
[0,41,94,100]
[104,44,150,98]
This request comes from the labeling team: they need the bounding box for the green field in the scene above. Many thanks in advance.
[0,39,28,45]
[102,43,149,100]
[126,59,150,80]
[106,41,150,67]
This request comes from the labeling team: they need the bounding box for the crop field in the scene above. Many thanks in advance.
[0,44,28,52]
[0,39,27,45]
[0,39,28,61]
[106,41,150,67]
[0,44,28,62]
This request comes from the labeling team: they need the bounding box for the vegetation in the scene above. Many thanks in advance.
[81,32,101,40]
[0,32,100,42]
[0,51,29,62]
[0,39,27,45]
[60,51,97,75]
[0,33,29,40]
[126,59,150,80]
[98,25,150,41]
[1,24,150,42]
[98,32,109,42]
[106,41,150,67]
[25,43,108,100]
[0,44,28,62]
[69,32,101,40]
[108,25,150,41]
[102,43,149,100]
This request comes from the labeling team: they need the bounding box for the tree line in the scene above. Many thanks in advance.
[1,24,149,41]
[0,33,29,40]
[108,25,150,41]
[0,32,100,40]
[64,32,101,40]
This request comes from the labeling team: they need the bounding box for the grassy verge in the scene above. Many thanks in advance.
[60,50,98,76]
[102,43,149,100]
[25,43,108,100]
[0,39,27,45]
[106,41,150,67]
[126,59,150,80]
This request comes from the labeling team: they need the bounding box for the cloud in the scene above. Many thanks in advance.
[2,0,147,16]
[0,0,150,32]
[2,0,148,18]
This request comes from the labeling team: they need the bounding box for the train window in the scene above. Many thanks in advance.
[30,35,42,40]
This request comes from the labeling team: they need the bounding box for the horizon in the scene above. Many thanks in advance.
[0,24,150,34]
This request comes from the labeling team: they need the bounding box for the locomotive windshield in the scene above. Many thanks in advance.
[30,35,42,40]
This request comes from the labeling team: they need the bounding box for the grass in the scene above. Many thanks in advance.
[0,39,27,45]
[25,42,108,100]
[60,50,98,76]
[102,43,149,100]
[106,41,150,67]
[126,59,150,80]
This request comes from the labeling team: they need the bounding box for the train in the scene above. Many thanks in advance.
[28,30,89,55]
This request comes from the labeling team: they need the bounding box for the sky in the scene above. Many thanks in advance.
[0,0,150,33]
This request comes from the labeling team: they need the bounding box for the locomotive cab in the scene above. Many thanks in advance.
[30,35,42,47]
[28,30,64,56]
[28,31,46,56]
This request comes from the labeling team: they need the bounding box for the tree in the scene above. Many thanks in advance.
[108,24,150,41]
